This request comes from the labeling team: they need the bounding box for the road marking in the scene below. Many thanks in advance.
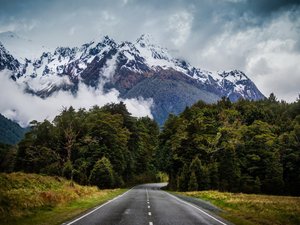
[63,189,132,225]
[147,201,150,204]
[148,205,150,209]
[146,188,149,201]
[165,192,228,225]
[148,212,152,216]
[149,222,153,225]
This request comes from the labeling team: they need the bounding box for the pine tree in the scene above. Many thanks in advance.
[200,165,211,190]
[253,176,261,194]
[177,163,189,191]
[209,162,219,190]
[188,171,198,191]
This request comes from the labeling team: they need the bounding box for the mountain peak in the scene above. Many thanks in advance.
[0,31,48,61]
[0,34,265,125]
[136,34,155,47]
[217,69,249,82]
[102,35,117,47]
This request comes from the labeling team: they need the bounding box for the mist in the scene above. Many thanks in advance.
[0,70,153,127]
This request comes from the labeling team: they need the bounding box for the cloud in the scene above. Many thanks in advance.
[190,8,300,102]
[0,0,299,103]
[0,17,38,34]
[0,70,153,127]
[167,11,193,47]
[68,27,76,36]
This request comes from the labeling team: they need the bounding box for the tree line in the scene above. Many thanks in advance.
[1,102,159,188]
[1,95,299,195]
[157,94,300,195]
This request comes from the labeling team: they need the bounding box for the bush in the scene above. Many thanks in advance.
[89,157,115,188]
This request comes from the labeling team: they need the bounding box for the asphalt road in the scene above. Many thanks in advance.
[63,183,231,225]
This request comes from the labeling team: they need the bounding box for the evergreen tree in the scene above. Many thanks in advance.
[177,163,189,191]
[189,156,202,189]
[262,155,284,194]
[89,157,115,188]
[158,97,300,195]
[209,162,219,190]
[219,147,240,192]
[14,102,159,187]
[200,165,211,190]
[188,171,198,191]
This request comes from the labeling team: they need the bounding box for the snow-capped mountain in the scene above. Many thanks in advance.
[0,34,265,125]
[0,42,22,74]
[0,31,49,61]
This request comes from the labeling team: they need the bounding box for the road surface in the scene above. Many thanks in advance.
[63,183,231,225]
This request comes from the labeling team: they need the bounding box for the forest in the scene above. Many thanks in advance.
[157,94,300,195]
[0,95,300,196]
[0,102,159,188]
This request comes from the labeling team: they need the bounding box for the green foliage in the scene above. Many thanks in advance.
[177,163,189,191]
[89,157,115,188]
[188,171,198,191]
[0,143,16,172]
[160,96,300,195]
[14,103,159,187]
[0,114,27,145]
[63,160,74,180]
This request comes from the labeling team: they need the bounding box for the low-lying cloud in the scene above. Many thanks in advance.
[0,70,153,127]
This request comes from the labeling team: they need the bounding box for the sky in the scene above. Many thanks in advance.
[0,0,299,103]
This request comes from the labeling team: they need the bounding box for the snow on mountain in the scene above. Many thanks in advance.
[0,31,49,61]
[12,36,119,94]
[1,33,262,100]
[0,33,265,124]
[0,41,22,75]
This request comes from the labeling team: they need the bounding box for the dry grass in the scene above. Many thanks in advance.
[179,191,300,225]
[0,172,126,225]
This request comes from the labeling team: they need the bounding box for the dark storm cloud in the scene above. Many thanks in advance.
[0,0,299,101]
[246,0,300,15]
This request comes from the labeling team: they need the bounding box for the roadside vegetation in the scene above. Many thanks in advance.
[0,172,126,225]
[177,190,300,225]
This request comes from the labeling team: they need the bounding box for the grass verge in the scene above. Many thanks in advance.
[0,172,127,225]
[176,190,300,225]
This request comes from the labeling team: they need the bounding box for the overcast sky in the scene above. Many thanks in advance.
[0,0,300,102]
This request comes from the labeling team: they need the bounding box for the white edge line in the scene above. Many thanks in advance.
[165,192,228,225]
[64,188,133,225]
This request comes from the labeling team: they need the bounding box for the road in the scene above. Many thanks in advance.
[63,183,231,225]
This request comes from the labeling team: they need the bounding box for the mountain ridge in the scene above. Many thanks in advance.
[0,113,27,145]
[0,32,265,125]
